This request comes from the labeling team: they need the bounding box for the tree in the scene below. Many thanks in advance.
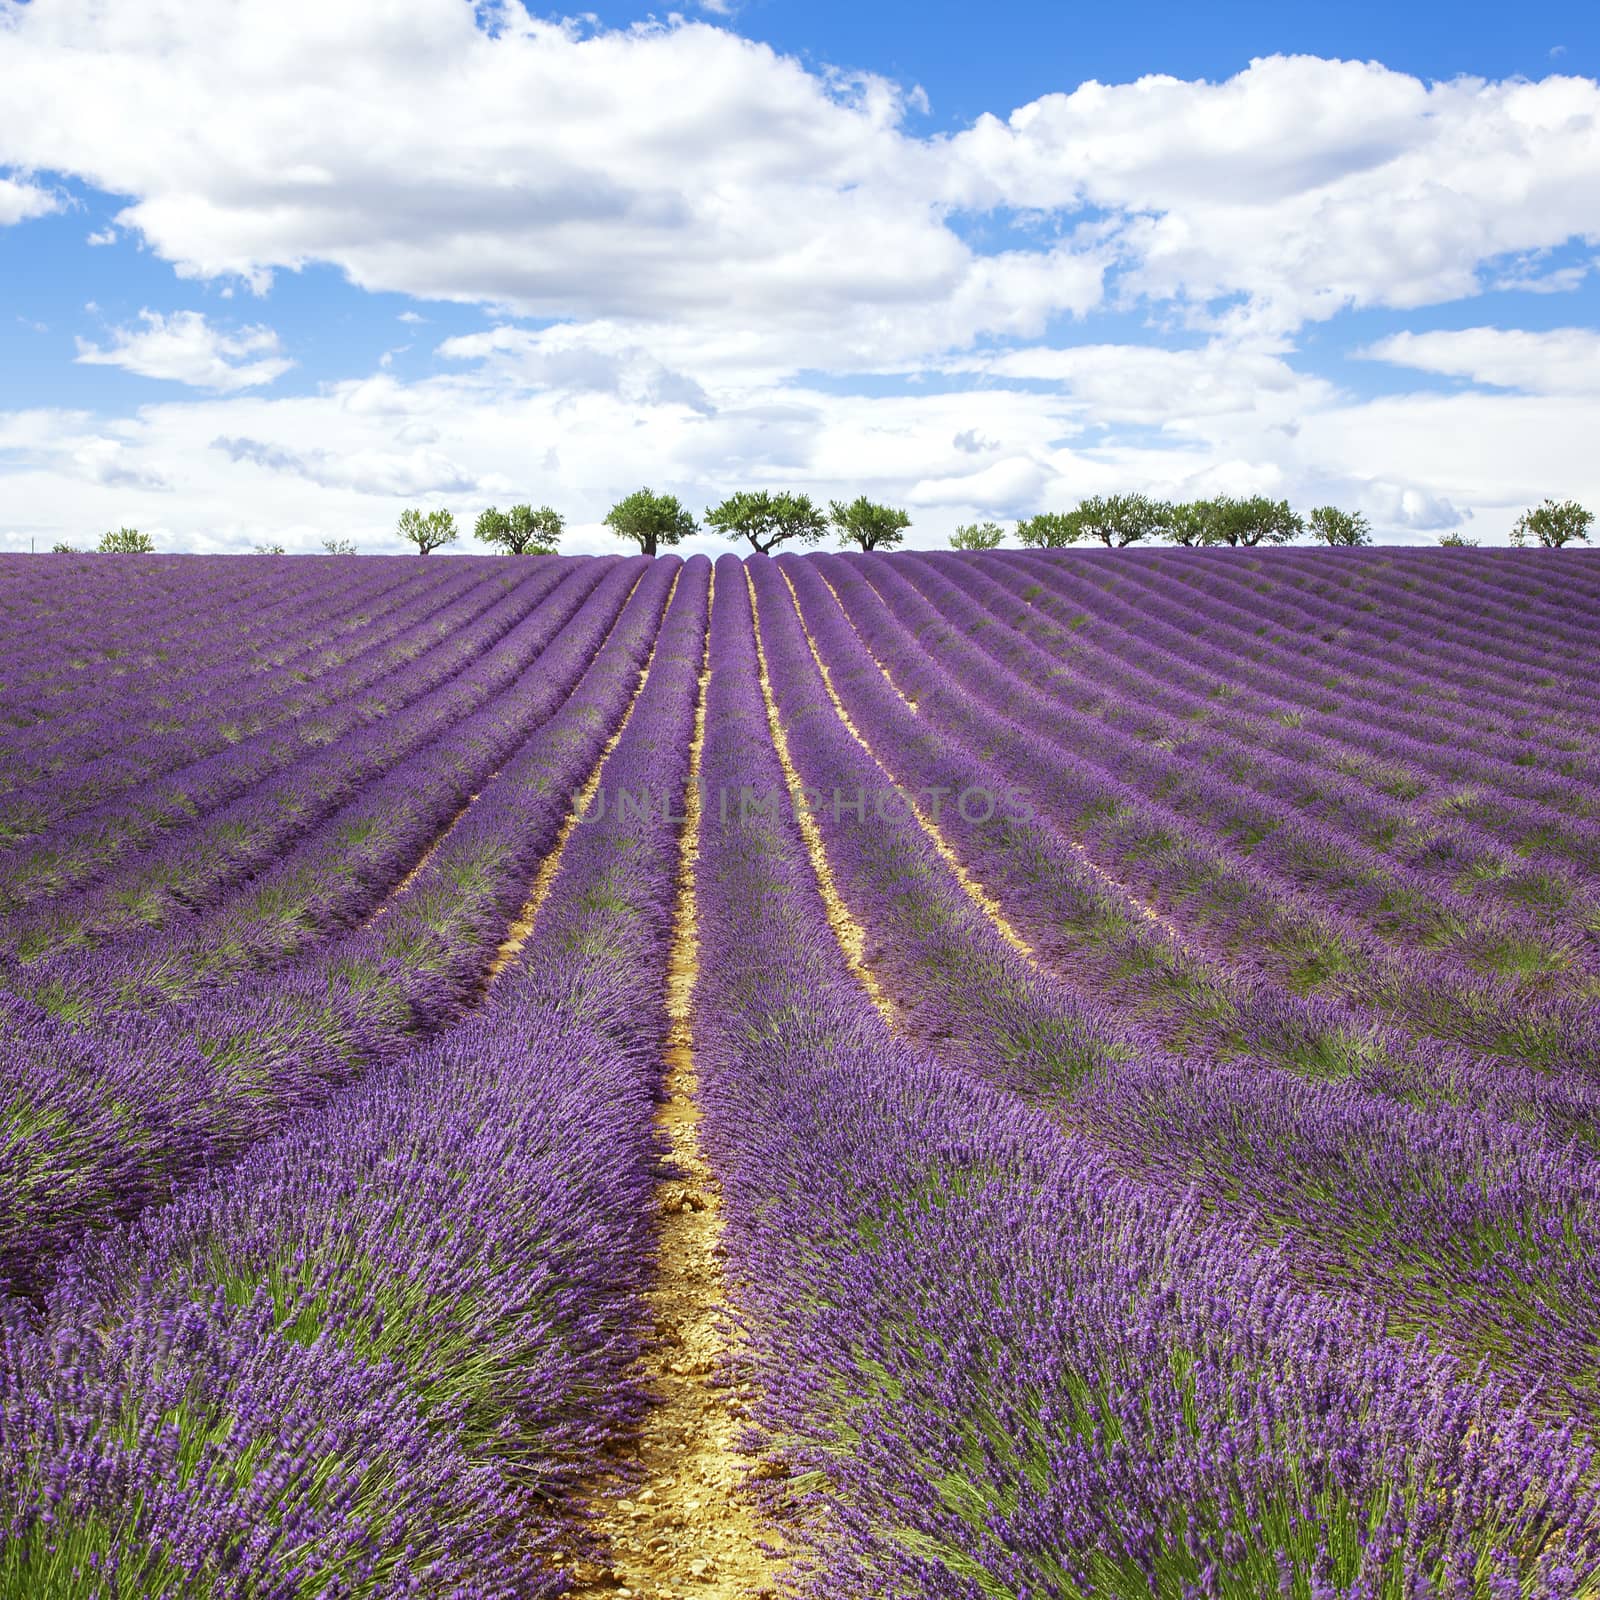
[1164,501,1217,546]
[396,507,458,555]
[476,503,563,555]
[1307,506,1372,547]
[99,527,154,553]
[322,537,358,555]
[604,488,697,557]
[1207,495,1303,547]
[1016,511,1087,548]
[251,541,287,555]
[1438,530,1479,548]
[828,496,911,552]
[950,521,1005,550]
[706,490,827,555]
[1073,492,1170,547]
[1510,498,1594,549]
[51,542,82,554]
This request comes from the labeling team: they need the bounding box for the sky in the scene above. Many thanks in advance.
[0,0,1597,557]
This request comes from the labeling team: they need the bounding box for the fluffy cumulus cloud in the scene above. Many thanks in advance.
[0,0,1087,367]
[0,172,59,225]
[74,311,294,391]
[944,60,1600,334]
[1362,326,1600,395]
[0,0,1598,548]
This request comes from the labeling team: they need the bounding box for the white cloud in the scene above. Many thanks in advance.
[74,310,294,391]
[0,3,1081,369]
[438,324,718,413]
[944,58,1600,334]
[1,10,1595,358]
[1361,326,1600,395]
[0,7,1597,554]
[0,173,58,225]
[211,432,479,496]
[86,226,116,245]
[953,428,997,454]
[948,341,1337,432]
[1,351,1596,556]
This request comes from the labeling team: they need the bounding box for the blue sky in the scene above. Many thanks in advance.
[1,0,1597,553]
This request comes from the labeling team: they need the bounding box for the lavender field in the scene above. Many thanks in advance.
[4,545,1600,1599]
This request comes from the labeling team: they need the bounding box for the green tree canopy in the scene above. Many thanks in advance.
[950,521,1005,550]
[604,488,697,557]
[1307,506,1372,547]
[1207,495,1304,547]
[396,507,458,555]
[1164,501,1217,546]
[1016,510,1087,548]
[322,537,358,555]
[706,490,827,555]
[475,504,563,555]
[828,496,911,552]
[1438,530,1479,548]
[1510,498,1594,549]
[1018,495,1168,548]
[98,527,153,553]
[1074,492,1170,547]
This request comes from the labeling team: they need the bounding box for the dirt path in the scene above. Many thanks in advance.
[572,573,786,1600]
[746,569,899,1026]
[779,566,1035,959]
[816,563,1192,948]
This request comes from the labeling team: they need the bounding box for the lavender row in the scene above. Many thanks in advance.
[760,554,1600,1436]
[1062,549,1600,758]
[1213,546,1600,702]
[821,553,1600,1072]
[1136,546,1600,723]
[698,552,1600,1597]
[0,562,556,888]
[1068,547,1600,811]
[871,552,1597,975]
[0,558,435,777]
[7,560,672,1018]
[911,550,1600,944]
[782,554,1600,1147]
[0,560,712,1595]
[0,561,597,946]
[0,562,492,833]
[0,553,372,706]
[943,549,1600,898]
[0,557,670,1297]
[0,562,568,894]
[1007,546,1600,881]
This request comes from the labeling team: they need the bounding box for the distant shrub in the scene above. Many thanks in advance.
[604,488,697,557]
[1201,495,1304,547]
[50,542,82,554]
[1016,511,1083,548]
[1307,507,1372,547]
[830,496,911,552]
[396,507,458,555]
[707,490,827,554]
[1510,498,1593,549]
[98,527,154,553]
[1438,530,1478,548]
[474,505,563,555]
[322,537,358,555]
[950,521,1005,550]
[251,541,287,555]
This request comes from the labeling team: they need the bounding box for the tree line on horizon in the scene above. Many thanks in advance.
[47,494,1595,557]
